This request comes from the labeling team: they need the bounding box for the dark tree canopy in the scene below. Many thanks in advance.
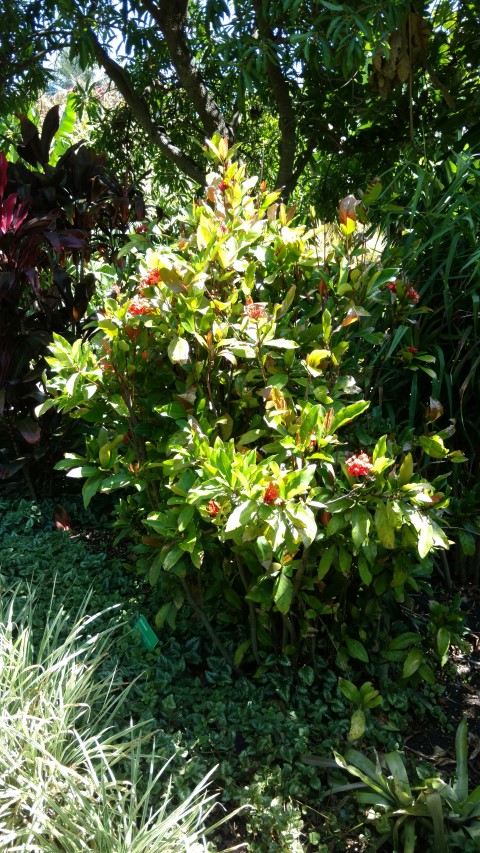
[2,0,480,206]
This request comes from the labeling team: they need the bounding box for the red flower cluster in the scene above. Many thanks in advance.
[135,224,148,234]
[218,181,228,192]
[244,298,268,320]
[206,500,220,516]
[346,451,373,477]
[263,482,280,504]
[128,296,154,316]
[406,346,418,355]
[141,269,162,287]
[386,280,420,302]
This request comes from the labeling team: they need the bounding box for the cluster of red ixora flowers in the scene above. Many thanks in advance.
[206,500,221,516]
[244,296,268,320]
[206,482,283,516]
[128,295,154,316]
[386,280,420,303]
[205,457,377,516]
[345,451,373,477]
[141,269,162,287]
[405,346,418,355]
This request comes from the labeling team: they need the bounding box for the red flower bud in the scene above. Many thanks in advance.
[263,482,280,504]
[206,500,220,516]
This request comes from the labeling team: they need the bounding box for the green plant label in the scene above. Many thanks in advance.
[134,616,159,650]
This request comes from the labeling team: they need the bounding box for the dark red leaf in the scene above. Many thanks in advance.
[16,416,41,445]
[0,151,7,199]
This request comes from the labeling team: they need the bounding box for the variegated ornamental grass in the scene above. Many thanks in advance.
[0,587,239,852]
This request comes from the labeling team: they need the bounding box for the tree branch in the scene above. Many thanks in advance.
[252,1,296,196]
[139,0,230,140]
[84,24,205,184]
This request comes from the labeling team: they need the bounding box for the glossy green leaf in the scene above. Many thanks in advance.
[273,570,293,614]
[402,647,424,678]
[345,637,369,662]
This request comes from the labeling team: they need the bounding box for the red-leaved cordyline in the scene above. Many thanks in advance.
[206,500,220,516]
[346,452,373,477]
[263,482,280,504]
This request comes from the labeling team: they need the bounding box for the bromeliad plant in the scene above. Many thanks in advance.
[331,717,480,853]
[43,136,465,667]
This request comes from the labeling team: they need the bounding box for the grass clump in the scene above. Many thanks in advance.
[0,583,233,852]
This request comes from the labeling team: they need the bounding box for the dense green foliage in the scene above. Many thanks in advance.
[2,0,479,213]
[0,495,458,851]
[1,0,480,846]
[42,142,468,702]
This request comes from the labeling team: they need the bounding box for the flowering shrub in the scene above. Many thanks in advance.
[42,136,466,673]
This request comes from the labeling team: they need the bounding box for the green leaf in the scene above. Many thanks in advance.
[163,546,184,571]
[224,500,258,533]
[35,398,56,417]
[418,663,436,686]
[233,640,251,667]
[338,678,361,704]
[330,400,369,433]
[237,429,267,446]
[398,452,414,486]
[306,349,331,368]
[402,647,424,678]
[318,545,336,580]
[265,338,299,349]
[374,504,395,549]
[82,474,103,508]
[168,337,190,364]
[287,504,317,546]
[417,517,434,559]
[345,637,369,662]
[273,571,293,614]
[322,308,332,343]
[338,546,352,574]
[455,718,469,802]
[424,792,447,853]
[348,709,366,741]
[437,626,450,659]
[178,505,195,532]
[149,554,163,586]
[372,435,387,465]
[458,530,476,556]
[350,506,370,549]
[419,435,448,459]
[357,554,372,585]
[389,632,422,651]
[276,285,296,318]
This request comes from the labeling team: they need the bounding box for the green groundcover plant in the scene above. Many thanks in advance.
[0,496,460,852]
[0,582,239,852]
[41,136,466,675]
